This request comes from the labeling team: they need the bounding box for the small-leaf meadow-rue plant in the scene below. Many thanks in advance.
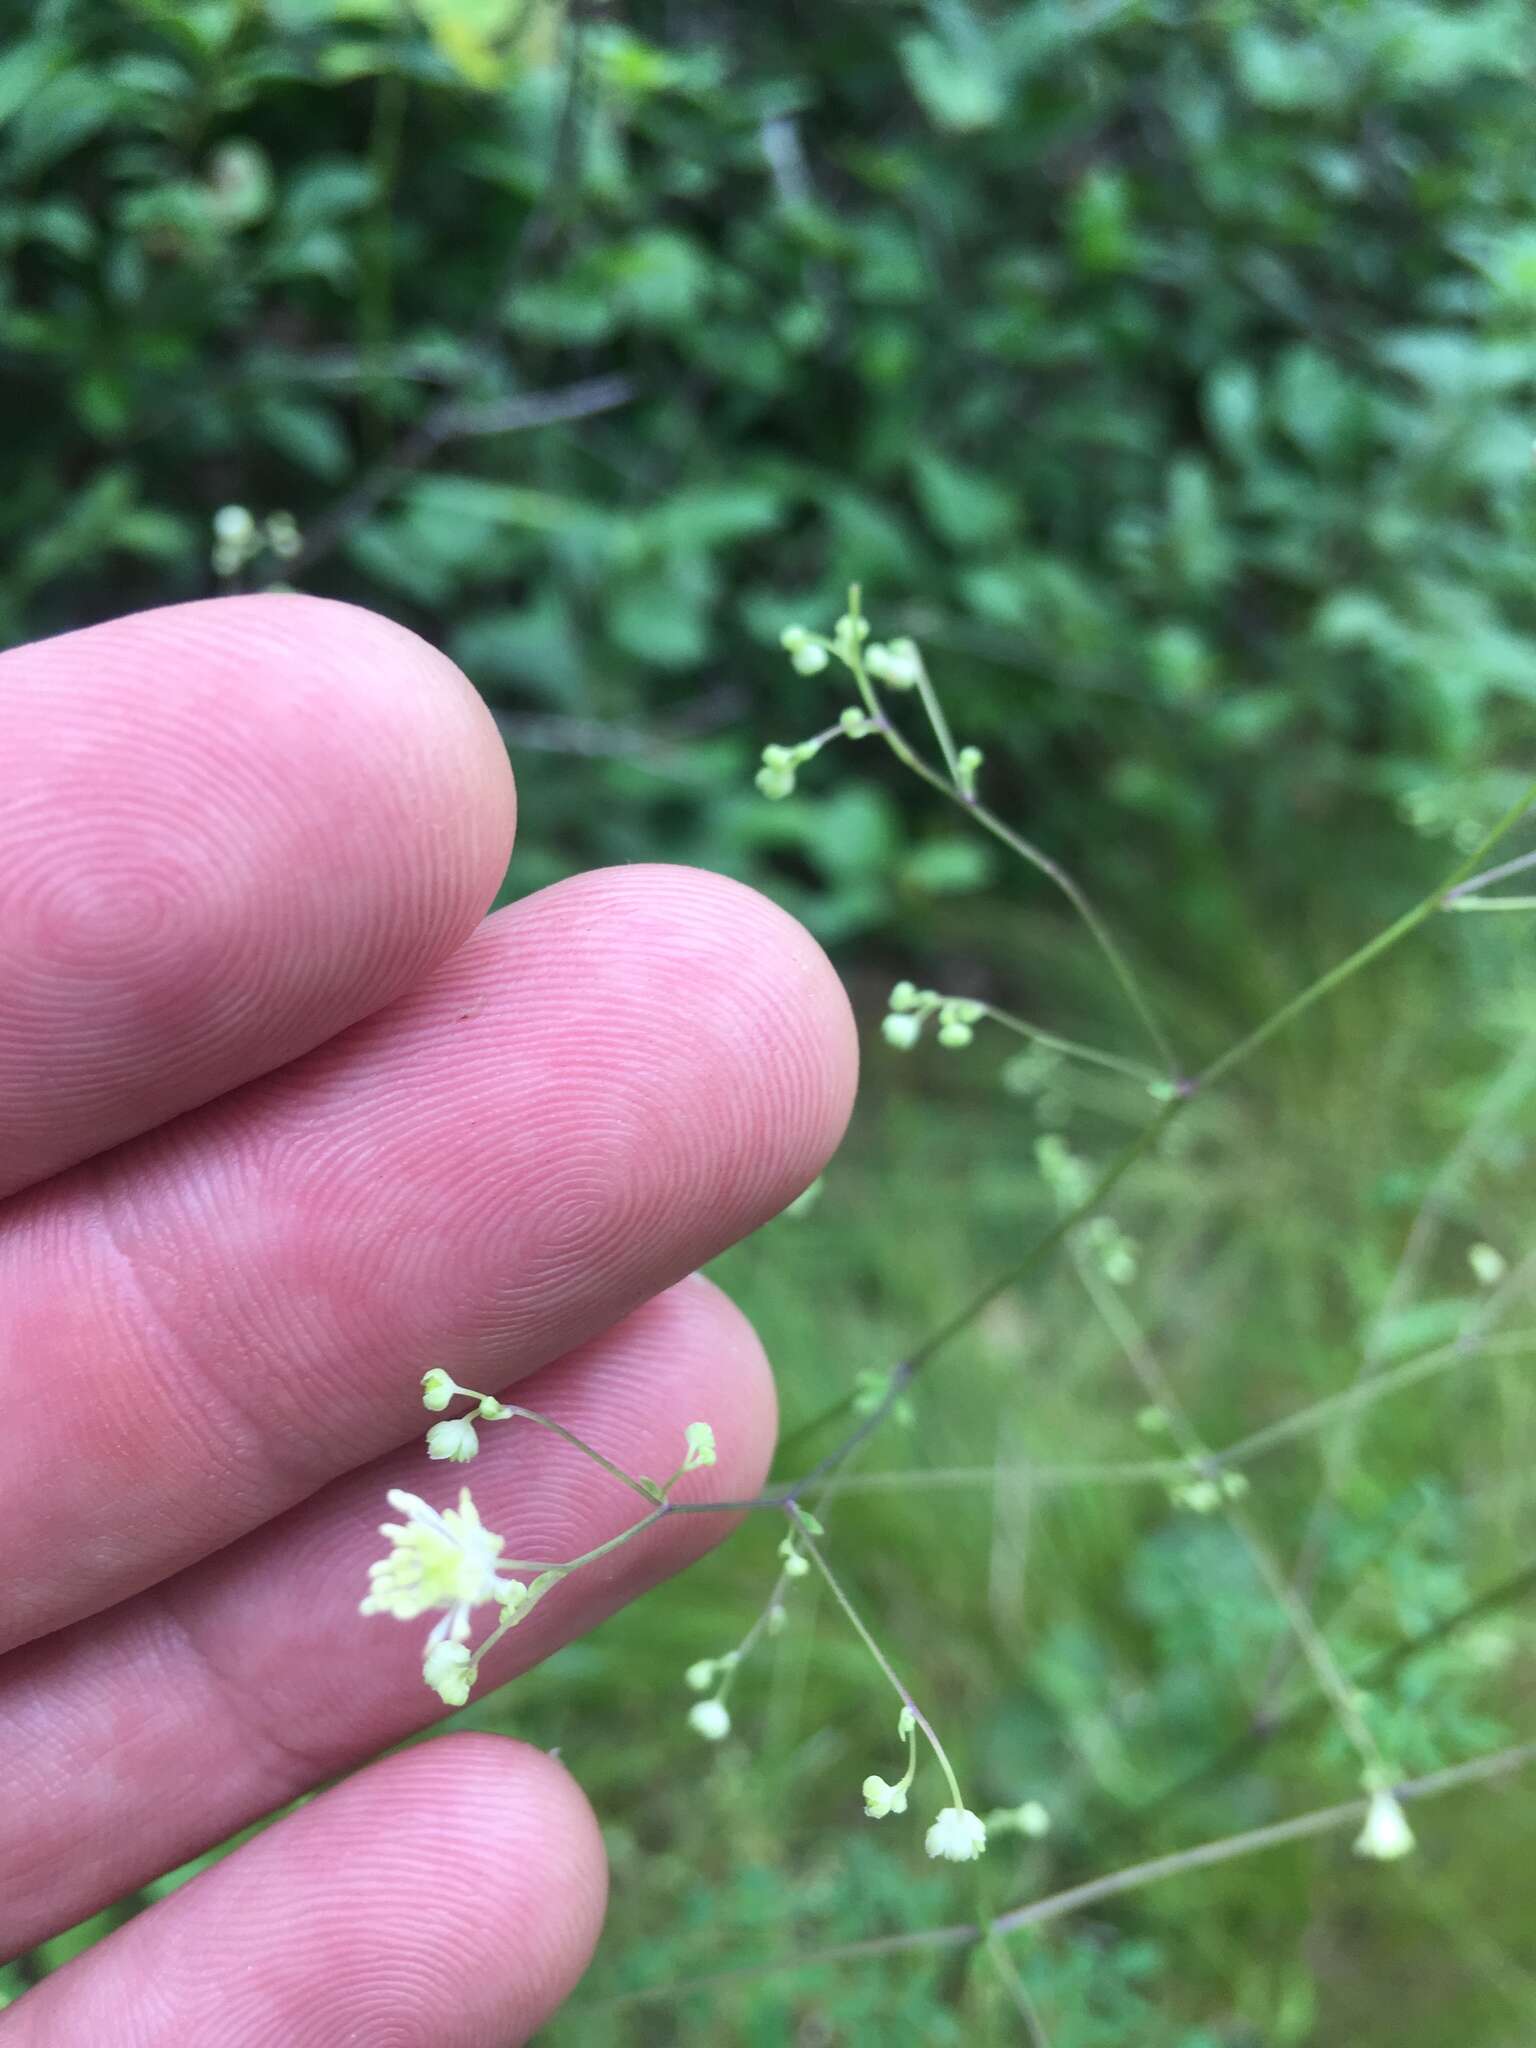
[585,585,1536,2008]
[352,583,1536,2016]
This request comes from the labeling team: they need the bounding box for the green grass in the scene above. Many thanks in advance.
[487,900,1536,2044]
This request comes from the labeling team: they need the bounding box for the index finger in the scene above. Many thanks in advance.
[0,594,515,1198]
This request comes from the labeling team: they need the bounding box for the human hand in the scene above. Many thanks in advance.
[0,596,856,2042]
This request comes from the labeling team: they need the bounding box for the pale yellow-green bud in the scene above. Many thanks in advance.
[865,637,921,688]
[688,1698,731,1741]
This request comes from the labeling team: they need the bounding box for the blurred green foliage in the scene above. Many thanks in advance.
[5,0,1535,955]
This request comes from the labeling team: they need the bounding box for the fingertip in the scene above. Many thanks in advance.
[190,592,518,866]
[0,1734,609,2048]
[402,1733,609,2014]
[0,593,516,1195]
[516,862,859,1206]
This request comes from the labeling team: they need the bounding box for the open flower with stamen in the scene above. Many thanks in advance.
[360,1482,518,1654]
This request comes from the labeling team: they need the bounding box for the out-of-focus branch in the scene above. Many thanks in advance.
[286,373,635,576]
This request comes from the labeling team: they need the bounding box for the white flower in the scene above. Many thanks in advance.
[777,1535,810,1579]
[882,1012,922,1051]
[925,1806,988,1862]
[685,1659,718,1693]
[426,1417,479,1462]
[688,1699,732,1741]
[360,1487,509,1632]
[682,1421,717,1472]
[422,1639,474,1707]
[421,1368,459,1412]
[863,1774,909,1819]
[1354,1789,1415,1862]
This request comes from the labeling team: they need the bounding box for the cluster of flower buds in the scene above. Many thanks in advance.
[1168,1468,1249,1515]
[211,503,300,578]
[863,637,923,689]
[1081,1211,1139,1288]
[1034,1133,1094,1211]
[852,1367,915,1428]
[684,1651,741,1742]
[881,981,985,1052]
[755,705,882,800]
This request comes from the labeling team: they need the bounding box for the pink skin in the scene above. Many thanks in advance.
[0,599,858,2042]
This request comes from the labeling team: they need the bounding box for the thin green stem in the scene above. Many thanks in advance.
[841,586,1176,1076]
[983,1929,1054,2045]
[584,1741,1536,2011]
[1197,777,1536,1092]
[500,1405,660,1504]
[1072,1244,1389,1781]
[992,1740,1536,1937]
[853,773,1536,1416]
[902,1100,1179,1382]
[910,645,965,787]
[715,1567,796,1708]
[977,1000,1163,1085]
[786,1503,967,1812]
[1440,845,1536,902]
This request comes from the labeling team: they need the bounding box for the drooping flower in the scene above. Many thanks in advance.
[1354,1789,1415,1862]
[422,1638,473,1708]
[863,1775,909,1819]
[925,1806,988,1862]
[426,1417,480,1463]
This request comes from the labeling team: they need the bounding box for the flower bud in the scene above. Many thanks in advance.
[688,1699,732,1741]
